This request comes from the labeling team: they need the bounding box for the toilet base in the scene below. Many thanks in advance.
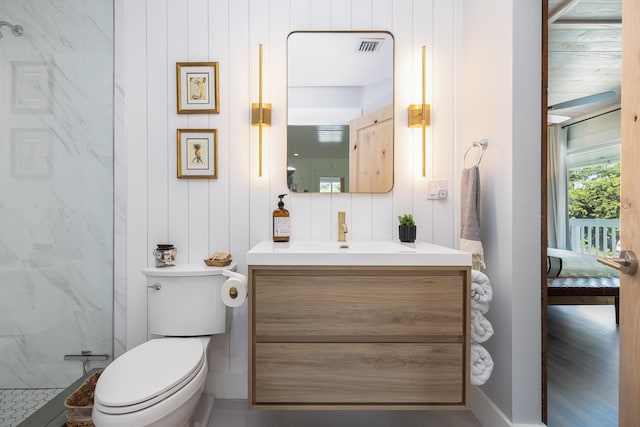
[189,394,215,427]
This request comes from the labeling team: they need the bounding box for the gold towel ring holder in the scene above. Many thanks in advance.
[463,139,489,168]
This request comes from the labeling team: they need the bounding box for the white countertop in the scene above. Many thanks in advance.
[246,240,471,266]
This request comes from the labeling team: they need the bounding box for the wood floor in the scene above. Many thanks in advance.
[547,305,619,427]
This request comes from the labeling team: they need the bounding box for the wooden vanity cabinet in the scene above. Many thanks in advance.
[248,265,471,410]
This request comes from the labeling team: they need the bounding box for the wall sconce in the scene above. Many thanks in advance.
[252,43,272,177]
[407,45,430,177]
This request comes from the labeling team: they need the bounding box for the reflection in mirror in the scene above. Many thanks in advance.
[287,31,394,193]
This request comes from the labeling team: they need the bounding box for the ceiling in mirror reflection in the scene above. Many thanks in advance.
[288,32,393,90]
[287,31,394,193]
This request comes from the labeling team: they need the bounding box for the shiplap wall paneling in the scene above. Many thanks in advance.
[147,1,169,275]
[167,0,190,269]
[120,0,460,398]
[391,0,415,241]
[207,0,233,379]
[291,0,311,29]
[125,0,149,350]
[411,0,434,243]
[331,0,351,29]
[249,0,272,249]
[310,0,331,28]
[227,0,252,379]
[187,0,212,263]
[208,0,231,257]
[228,0,251,275]
[431,0,455,248]
[352,0,373,28]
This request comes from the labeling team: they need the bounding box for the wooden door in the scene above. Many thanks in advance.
[619,1,640,425]
[349,104,393,192]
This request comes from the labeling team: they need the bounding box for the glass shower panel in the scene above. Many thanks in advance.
[0,0,113,392]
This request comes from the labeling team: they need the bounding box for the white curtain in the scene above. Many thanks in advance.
[547,125,569,249]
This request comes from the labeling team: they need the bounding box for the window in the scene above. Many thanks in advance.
[567,145,620,255]
[319,177,342,193]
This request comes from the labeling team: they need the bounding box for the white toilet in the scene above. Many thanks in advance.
[92,263,241,427]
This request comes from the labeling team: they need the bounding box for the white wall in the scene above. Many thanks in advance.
[462,0,542,426]
[116,0,460,400]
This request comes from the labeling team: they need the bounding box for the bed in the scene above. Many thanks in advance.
[547,248,620,324]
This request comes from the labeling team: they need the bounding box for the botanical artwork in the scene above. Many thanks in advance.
[186,137,209,170]
[187,73,209,104]
[176,62,219,114]
[177,129,217,178]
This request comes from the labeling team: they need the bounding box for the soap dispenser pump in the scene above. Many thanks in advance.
[273,194,290,242]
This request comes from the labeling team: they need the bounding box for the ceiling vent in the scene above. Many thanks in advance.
[356,38,384,53]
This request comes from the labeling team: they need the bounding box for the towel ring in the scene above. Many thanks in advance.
[463,139,489,168]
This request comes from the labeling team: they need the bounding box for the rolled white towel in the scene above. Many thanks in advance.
[471,343,494,386]
[471,299,489,314]
[470,311,494,343]
[471,269,493,303]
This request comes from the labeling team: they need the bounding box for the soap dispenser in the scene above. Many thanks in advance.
[273,194,290,242]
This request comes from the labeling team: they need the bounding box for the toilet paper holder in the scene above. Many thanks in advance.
[221,270,248,307]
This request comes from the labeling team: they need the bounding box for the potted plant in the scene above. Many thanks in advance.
[398,214,417,243]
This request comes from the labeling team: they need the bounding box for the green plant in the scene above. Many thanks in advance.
[398,214,415,226]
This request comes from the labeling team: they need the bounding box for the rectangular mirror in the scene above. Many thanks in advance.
[287,31,394,193]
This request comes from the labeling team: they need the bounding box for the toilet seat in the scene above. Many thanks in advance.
[94,338,205,415]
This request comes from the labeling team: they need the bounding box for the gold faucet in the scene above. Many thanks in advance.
[338,211,348,242]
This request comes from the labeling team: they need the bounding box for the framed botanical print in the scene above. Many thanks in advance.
[177,129,218,178]
[176,62,219,114]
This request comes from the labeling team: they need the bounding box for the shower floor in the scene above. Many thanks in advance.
[0,388,65,427]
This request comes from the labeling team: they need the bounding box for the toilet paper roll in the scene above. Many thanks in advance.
[221,275,247,307]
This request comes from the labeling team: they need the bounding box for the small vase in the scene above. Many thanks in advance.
[399,225,416,243]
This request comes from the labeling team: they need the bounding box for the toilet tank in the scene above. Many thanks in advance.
[142,263,237,336]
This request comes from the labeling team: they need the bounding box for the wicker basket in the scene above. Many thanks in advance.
[64,369,103,427]
[204,252,232,267]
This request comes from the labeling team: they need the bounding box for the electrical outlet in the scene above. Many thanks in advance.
[427,180,448,200]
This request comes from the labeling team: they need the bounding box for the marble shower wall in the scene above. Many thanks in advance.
[0,0,113,388]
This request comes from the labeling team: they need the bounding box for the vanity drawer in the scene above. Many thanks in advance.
[253,271,464,340]
[254,342,464,405]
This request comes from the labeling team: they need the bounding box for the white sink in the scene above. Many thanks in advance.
[246,240,471,266]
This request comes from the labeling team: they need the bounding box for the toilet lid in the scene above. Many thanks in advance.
[95,338,205,412]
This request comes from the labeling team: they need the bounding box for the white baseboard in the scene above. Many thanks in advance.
[471,386,547,427]
[205,371,248,399]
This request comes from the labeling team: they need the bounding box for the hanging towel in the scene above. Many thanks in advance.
[470,343,494,385]
[470,311,494,343]
[471,269,493,303]
[460,166,485,270]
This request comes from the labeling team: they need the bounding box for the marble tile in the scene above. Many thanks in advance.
[0,0,114,389]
